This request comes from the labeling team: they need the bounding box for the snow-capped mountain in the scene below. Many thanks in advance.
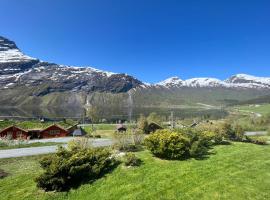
[1,35,270,97]
[157,76,184,87]
[0,36,142,93]
[156,74,270,89]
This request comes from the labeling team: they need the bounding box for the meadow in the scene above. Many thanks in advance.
[0,142,270,200]
[235,103,270,115]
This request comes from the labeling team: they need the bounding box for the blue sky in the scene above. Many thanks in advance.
[1,0,270,83]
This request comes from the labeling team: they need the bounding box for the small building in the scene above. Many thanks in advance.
[67,124,79,135]
[71,127,87,136]
[0,125,28,139]
[116,124,127,133]
[148,122,163,133]
[39,124,69,138]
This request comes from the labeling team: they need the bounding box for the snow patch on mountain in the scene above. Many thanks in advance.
[0,48,36,63]
[157,76,183,87]
[184,78,223,87]
[156,74,270,89]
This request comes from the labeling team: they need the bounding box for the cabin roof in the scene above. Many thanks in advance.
[0,120,77,131]
[40,124,68,133]
[0,125,28,134]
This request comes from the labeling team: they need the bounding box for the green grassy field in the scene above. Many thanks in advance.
[0,142,270,200]
[0,142,62,150]
[81,123,136,138]
[235,104,270,115]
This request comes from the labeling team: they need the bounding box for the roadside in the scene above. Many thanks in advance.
[0,142,63,150]
[0,138,113,159]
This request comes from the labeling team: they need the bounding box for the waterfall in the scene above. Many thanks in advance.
[127,90,133,122]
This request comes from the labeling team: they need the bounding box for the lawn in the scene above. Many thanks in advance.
[81,123,136,138]
[0,143,270,200]
[0,142,62,150]
[235,104,270,115]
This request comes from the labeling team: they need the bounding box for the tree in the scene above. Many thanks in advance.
[87,106,100,124]
[147,112,162,125]
[137,114,149,134]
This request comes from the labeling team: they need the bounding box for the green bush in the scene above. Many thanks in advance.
[123,153,142,167]
[35,146,117,191]
[244,136,268,145]
[144,130,190,160]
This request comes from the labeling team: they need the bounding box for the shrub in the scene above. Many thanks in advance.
[67,137,92,150]
[244,136,268,145]
[113,131,131,151]
[132,129,144,146]
[123,153,142,167]
[137,114,149,134]
[144,130,190,160]
[35,146,116,191]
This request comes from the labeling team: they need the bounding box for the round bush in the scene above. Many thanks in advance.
[144,130,190,160]
[124,153,142,166]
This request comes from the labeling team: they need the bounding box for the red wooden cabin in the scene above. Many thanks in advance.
[39,124,69,138]
[0,125,28,139]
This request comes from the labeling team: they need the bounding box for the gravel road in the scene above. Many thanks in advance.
[0,138,113,159]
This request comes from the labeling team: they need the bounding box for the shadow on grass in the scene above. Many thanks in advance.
[192,148,216,160]
[216,141,231,145]
[66,160,121,191]
[0,168,9,179]
[114,144,145,153]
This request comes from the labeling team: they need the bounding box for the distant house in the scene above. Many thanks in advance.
[71,127,87,136]
[39,124,69,138]
[148,122,163,133]
[116,124,127,133]
[0,125,28,139]
[67,124,79,135]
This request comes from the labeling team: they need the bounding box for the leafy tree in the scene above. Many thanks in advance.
[147,112,162,125]
[87,106,100,123]
[137,114,149,134]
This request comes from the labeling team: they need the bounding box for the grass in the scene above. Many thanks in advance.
[0,142,270,200]
[81,123,136,138]
[0,142,62,150]
[0,119,78,130]
[235,103,270,115]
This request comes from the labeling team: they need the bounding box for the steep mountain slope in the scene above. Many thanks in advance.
[0,36,270,119]
[0,36,142,94]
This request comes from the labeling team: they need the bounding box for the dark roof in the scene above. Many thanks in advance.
[71,128,86,136]
[116,124,127,129]
[148,122,162,128]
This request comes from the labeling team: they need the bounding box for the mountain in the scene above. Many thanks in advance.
[0,36,270,119]
[155,74,270,89]
[0,36,142,94]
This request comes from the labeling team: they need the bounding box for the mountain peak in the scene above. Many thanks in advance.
[157,76,183,87]
[0,36,38,75]
[0,36,18,50]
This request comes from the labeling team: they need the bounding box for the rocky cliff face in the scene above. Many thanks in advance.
[0,36,270,111]
[0,36,142,94]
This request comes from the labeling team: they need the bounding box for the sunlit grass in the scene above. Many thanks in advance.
[0,142,270,200]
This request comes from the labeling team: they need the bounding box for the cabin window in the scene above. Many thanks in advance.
[49,130,60,135]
